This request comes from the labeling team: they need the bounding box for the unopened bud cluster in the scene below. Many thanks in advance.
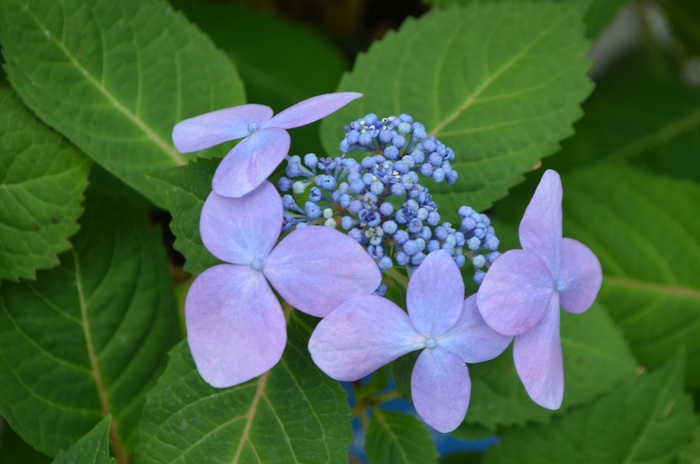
[276,114,500,289]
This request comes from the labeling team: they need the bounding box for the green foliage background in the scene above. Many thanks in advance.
[0,0,698,462]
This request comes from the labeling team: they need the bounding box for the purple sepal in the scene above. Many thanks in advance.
[411,346,471,433]
[308,295,424,381]
[559,238,603,314]
[172,104,273,152]
[200,182,282,265]
[186,264,286,388]
[519,169,562,277]
[407,250,464,338]
[212,127,291,198]
[513,295,563,409]
[265,226,382,317]
[265,92,362,130]
[439,295,513,363]
[477,249,555,336]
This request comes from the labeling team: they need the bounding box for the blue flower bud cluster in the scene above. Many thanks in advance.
[275,113,500,289]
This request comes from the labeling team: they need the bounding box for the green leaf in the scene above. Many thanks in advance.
[169,0,349,155]
[563,165,700,387]
[465,302,637,428]
[0,190,180,457]
[320,1,593,220]
[356,368,389,400]
[365,410,438,464]
[0,420,52,464]
[0,85,91,282]
[484,354,696,464]
[547,76,700,183]
[148,158,221,276]
[52,417,115,464]
[0,0,245,208]
[441,453,484,464]
[421,0,627,39]
[136,312,352,464]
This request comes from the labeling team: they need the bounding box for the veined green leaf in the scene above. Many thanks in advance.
[52,417,115,464]
[548,76,700,183]
[484,355,695,464]
[564,165,700,387]
[321,1,593,219]
[365,410,438,464]
[0,0,245,207]
[422,0,628,39]
[136,312,352,464]
[0,191,180,458]
[465,302,636,428]
[148,158,221,276]
[0,85,91,282]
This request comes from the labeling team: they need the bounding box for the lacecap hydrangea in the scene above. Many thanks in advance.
[276,113,502,290]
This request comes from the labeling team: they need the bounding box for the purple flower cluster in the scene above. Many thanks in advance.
[276,114,501,285]
[172,94,603,434]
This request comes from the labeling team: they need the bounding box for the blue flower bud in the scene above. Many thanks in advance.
[408,218,423,233]
[362,173,375,186]
[432,168,446,183]
[467,236,481,251]
[349,228,364,243]
[392,135,406,148]
[399,114,413,124]
[349,200,363,214]
[390,183,406,196]
[488,251,501,264]
[379,130,393,144]
[347,130,360,145]
[341,216,354,230]
[394,160,409,174]
[427,211,440,226]
[420,163,433,177]
[461,217,476,231]
[403,240,419,256]
[401,155,416,168]
[379,202,394,216]
[454,254,465,267]
[474,270,486,285]
[473,255,486,268]
[411,149,425,164]
[434,226,448,241]
[277,177,292,192]
[458,206,474,217]
[364,113,378,125]
[427,240,440,252]
[340,193,352,208]
[411,252,426,266]
[359,132,373,147]
[396,252,409,266]
[421,226,432,240]
[382,220,398,234]
[394,230,409,244]
[340,140,351,153]
[309,187,323,203]
[378,256,393,271]
[305,202,322,219]
[286,162,302,177]
[304,153,318,169]
[384,146,400,160]
[398,122,411,134]
[350,179,365,194]
[370,181,384,196]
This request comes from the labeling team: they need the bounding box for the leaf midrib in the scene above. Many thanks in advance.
[16,0,186,166]
[74,249,128,464]
[373,411,413,463]
[604,275,700,301]
[605,105,700,164]
[429,5,576,136]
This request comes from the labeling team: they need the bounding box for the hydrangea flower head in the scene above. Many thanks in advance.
[476,169,602,409]
[186,181,381,388]
[309,250,512,432]
[172,92,362,198]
